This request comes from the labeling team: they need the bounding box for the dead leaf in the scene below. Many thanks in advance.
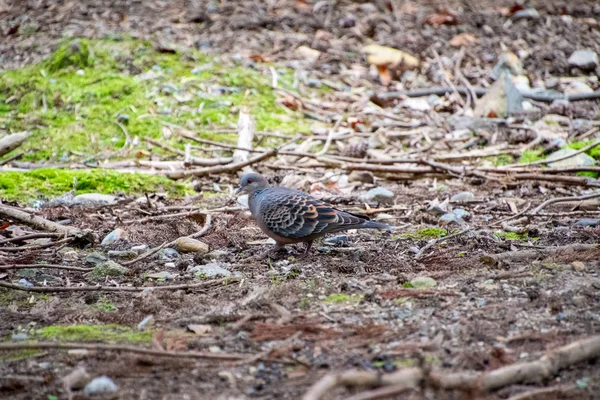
[377,65,392,86]
[187,324,213,336]
[509,4,525,15]
[248,54,271,63]
[449,33,478,47]
[0,221,10,230]
[362,44,419,69]
[425,9,460,27]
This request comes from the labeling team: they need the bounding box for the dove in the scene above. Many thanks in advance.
[235,173,395,257]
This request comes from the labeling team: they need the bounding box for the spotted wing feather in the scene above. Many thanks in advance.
[257,188,369,239]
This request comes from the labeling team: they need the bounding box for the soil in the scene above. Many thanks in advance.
[1,1,600,400]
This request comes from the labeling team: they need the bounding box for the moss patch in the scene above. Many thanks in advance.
[0,38,309,166]
[322,293,363,304]
[36,324,151,343]
[0,349,43,362]
[518,149,543,164]
[0,168,189,202]
[397,228,447,240]
[494,231,528,241]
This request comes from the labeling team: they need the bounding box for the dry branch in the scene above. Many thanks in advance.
[303,335,600,400]
[164,150,276,179]
[0,205,94,245]
[0,131,31,157]
[531,192,600,214]
[0,276,236,293]
[0,341,251,361]
[481,243,597,266]
[0,264,92,272]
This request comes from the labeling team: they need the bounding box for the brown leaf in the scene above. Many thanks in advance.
[449,33,478,47]
[187,324,212,336]
[377,65,392,86]
[248,54,271,63]
[425,9,460,27]
[509,4,525,14]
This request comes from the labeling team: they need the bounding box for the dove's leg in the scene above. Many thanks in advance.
[299,241,313,258]
[251,242,285,260]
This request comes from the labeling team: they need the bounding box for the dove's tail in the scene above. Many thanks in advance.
[361,220,396,230]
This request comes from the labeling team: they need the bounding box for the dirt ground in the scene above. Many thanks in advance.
[1,1,600,399]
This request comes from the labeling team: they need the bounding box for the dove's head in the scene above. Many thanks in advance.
[235,173,269,195]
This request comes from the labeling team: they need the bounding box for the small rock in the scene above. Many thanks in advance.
[18,279,33,287]
[427,94,442,106]
[359,187,394,205]
[164,262,176,268]
[546,148,596,167]
[11,332,28,341]
[440,213,459,225]
[187,324,212,336]
[158,248,180,261]
[556,312,567,321]
[137,315,154,330]
[189,263,231,278]
[410,276,437,289]
[147,271,173,280]
[62,367,91,391]
[85,252,108,265]
[206,250,230,260]
[295,46,321,63]
[568,50,599,71]
[475,72,523,118]
[512,8,540,20]
[107,250,137,259]
[101,228,126,247]
[317,246,331,254]
[573,219,599,227]
[67,349,89,356]
[452,208,470,220]
[91,261,128,281]
[38,362,51,369]
[83,376,118,397]
[564,81,594,95]
[73,193,118,206]
[174,237,209,254]
[400,97,430,111]
[348,170,375,184]
[323,235,349,245]
[117,114,129,124]
[571,261,585,272]
[131,244,148,253]
[450,192,475,202]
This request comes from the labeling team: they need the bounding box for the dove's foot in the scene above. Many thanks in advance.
[297,241,313,259]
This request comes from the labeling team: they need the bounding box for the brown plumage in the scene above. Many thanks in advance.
[235,173,394,256]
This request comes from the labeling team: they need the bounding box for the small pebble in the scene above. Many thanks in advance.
[11,332,28,341]
[137,315,154,330]
[164,262,176,268]
[158,248,180,261]
[83,376,118,396]
[323,235,349,245]
[450,192,475,202]
[85,252,108,265]
[18,279,33,287]
[571,261,585,272]
[131,244,148,253]
[101,228,126,247]
[147,271,173,280]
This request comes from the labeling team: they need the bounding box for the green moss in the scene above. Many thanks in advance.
[567,141,600,160]
[36,324,151,343]
[492,154,514,166]
[397,228,447,240]
[0,290,51,308]
[0,38,308,167]
[322,293,363,304]
[298,297,311,309]
[0,349,43,362]
[494,231,528,240]
[0,168,190,202]
[518,150,543,164]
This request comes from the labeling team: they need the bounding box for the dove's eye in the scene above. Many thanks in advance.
[247,178,253,184]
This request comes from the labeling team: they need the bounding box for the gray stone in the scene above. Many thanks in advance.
[564,81,594,95]
[568,50,599,71]
[410,276,437,289]
[101,228,126,247]
[440,213,459,225]
[475,72,523,118]
[323,235,349,245]
[85,252,108,265]
[450,192,475,202]
[72,193,118,206]
[11,332,28,341]
[18,279,33,287]
[91,261,128,281]
[158,248,180,261]
[83,376,118,396]
[359,187,394,205]
[131,244,148,253]
[189,263,231,278]
[107,250,137,259]
[512,8,540,20]
[147,271,173,280]
[452,208,471,220]
[348,170,375,184]
[447,115,501,131]
[546,148,596,167]
[573,219,599,227]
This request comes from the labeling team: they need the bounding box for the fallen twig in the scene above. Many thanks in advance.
[0,232,62,245]
[380,288,460,299]
[123,214,212,266]
[0,237,74,253]
[0,131,31,157]
[531,192,600,214]
[501,138,600,169]
[0,263,92,272]
[164,150,276,179]
[481,243,597,266]
[0,205,94,245]
[506,385,578,400]
[415,230,468,260]
[0,341,252,361]
[303,335,600,400]
[0,276,236,293]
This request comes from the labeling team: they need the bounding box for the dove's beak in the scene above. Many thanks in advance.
[234,186,243,195]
